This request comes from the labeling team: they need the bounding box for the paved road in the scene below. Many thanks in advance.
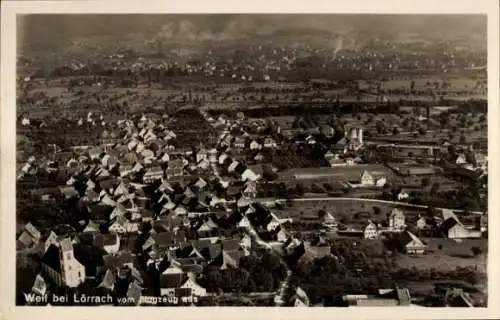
[263,197,484,215]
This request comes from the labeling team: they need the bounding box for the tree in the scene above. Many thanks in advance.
[310,184,325,194]
[240,255,259,273]
[337,212,352,225]
[318,209,327,219]
[262,164,278,181]
[421,177,431,188]
[430,182,440,195]
[295,183,305,196]
[471,246,482,256]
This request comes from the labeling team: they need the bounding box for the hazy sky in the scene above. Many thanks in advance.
[17,14,486,52]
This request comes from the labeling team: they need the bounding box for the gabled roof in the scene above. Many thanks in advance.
[365,219,377,228]
[41,244,62,272]
[154,231,175,247]
[222,250,242,269]
[93,233,119,247]
[201,243,222,260]
[98,269,116,290]
[24,223,41,239]
[141,209,154,219]
[145,166,163,176]
[295,286,310,306]
[155,216,183,231]
[221,239,240,252]
[442,209,461,223]
[127,281,142,303]
[110,204,127,219]
[100,178,120,190]
[197,221,215,233]
[398,230,425,248]
[159,273,186,289]
[85,189,100,201]
[190,239,212,251]
[179,263,204,274]
[440,218,462,232]
[184,186,196,198]
[157,180,174,193]
[103,252,135,269]
[111,215,128,227]
[32,274,47,295]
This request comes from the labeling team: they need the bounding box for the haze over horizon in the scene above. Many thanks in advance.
[17,14,487,55]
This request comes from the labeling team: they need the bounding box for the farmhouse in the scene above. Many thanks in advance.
[358,170,387,187]
[440,209,481,239]
[180,276,208,297]
[397,230,426,255]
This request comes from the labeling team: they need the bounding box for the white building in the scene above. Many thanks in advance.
[388,208,406,232]
[181,277,208,297]
[41,238,85,288]
[364,221,378,240]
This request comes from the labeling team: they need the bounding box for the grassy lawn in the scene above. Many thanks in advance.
[396,253,486,273]
[396,238,487,273]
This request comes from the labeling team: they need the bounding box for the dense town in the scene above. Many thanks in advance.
[16,15,487,307]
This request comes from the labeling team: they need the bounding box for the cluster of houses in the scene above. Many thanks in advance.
[202,112,282,165]
[17,113,282,305]
[17,107,487,307]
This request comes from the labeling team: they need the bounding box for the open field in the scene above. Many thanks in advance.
[277,164,394,182]
[395,237,487,274]
[273,198,424,227]
[396,253,486,274]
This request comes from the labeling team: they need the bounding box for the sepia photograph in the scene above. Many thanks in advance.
[1,0,499,319]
